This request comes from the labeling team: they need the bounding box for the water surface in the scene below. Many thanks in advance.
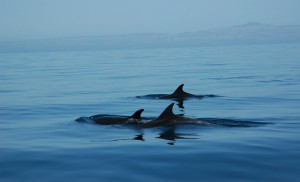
[1,44,300,181]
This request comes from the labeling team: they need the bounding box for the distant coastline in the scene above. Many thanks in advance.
[1,22,300,53]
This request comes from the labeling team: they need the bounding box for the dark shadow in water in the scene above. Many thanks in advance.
[133,134,145,141]
[156,127,199,145]
[108,134,145,143]
[111,128,199,145]
[99,128,200,145]
[177,100,185,109]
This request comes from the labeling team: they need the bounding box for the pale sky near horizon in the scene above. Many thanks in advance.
[1,0,300,41]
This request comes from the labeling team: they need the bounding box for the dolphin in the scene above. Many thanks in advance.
[160,84,197,99]
[137,103,267,128]
[90,109,144,125]
[139,103,209,128]
[136,84,218,101]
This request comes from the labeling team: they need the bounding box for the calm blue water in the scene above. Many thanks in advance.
[1,44,300,182]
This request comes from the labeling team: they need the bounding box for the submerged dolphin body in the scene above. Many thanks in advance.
[76,104,267,128]
[139,103,209,128]
[137,103,267,128]
[160,84,199,99]
[137,84,218,101]
[89,109,144,125]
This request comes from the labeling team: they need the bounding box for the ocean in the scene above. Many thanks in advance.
[1,43,300,182]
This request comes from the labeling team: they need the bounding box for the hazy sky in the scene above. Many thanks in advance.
[1,0,300,41]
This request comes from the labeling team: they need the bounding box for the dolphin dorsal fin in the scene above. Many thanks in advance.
[130,109,144,119]
[157,103,175,120]
[172,84,184,94]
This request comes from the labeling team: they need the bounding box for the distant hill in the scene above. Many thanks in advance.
[1,22,300,53]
